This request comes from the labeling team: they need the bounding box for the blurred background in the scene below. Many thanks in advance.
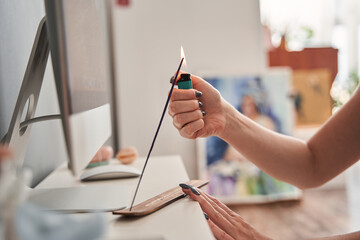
[1,0,359,239]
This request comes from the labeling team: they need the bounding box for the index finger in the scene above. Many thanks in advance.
[185,188,237,223]
[202,191,239,218]
[181,188,236,237]
[171,88,201,101]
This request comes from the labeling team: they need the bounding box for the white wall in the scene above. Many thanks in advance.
[112,0,265,178]
[0,0,67,187]
[260,0,337,49]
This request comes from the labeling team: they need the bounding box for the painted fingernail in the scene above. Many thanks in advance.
[179,183,191,189]
[202,110,206,116]
[198,101,203,108]
[204,212,209,220]
[170,76,175,83]
[195,91,202,98]
[190,187,200,196]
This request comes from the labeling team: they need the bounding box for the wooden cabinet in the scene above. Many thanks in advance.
[269,47,338,85]
[268,45,338,126]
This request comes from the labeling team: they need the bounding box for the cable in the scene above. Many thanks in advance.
[19,114,61,129]
[1,114,62,143]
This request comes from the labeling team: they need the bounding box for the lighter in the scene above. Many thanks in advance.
[177,73,193,89]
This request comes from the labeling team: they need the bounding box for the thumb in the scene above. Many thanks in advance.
[189,73,207,89]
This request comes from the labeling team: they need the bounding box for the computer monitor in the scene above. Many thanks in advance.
[45,0,113,176]
[3,0,128,212]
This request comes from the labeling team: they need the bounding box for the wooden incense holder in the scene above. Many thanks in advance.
[113,179,209,217]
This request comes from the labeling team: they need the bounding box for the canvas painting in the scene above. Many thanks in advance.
[201,70,301,203]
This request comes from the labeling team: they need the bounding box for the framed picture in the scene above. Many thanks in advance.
[197,68,302,204]
[292,69,333,126]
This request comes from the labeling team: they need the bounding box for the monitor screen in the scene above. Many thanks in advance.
[62,0,110,114]
[45,0,113,175]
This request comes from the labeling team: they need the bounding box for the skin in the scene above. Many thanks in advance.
[182,186,360,240]
[169,72,360,240]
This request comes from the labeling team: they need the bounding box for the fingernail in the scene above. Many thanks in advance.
[204,212,209,220]
[202,110,206,116]
[198,101,203,108]
[190,187,200,196]
[170,76,175,83]
[195,91,202,98]
[179,183,191,189]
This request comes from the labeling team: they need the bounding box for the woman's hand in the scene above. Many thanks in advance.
[168,72,229,139]
[179,183,272,240]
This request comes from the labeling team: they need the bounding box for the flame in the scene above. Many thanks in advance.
[180,45,187,66]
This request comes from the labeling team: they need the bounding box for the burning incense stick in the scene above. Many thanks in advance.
[129,57,184,211]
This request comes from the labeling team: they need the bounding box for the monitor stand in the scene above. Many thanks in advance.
[4,17,129,213]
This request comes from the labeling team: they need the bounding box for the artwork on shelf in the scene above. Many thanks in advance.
[198,69,302,204]
[292,69,333,126]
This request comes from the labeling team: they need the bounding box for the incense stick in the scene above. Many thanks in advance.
[129,58,184,211]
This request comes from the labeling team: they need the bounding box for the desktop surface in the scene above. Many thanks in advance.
[36,155,214,240]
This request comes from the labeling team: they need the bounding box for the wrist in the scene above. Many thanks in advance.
[217,99,242,141]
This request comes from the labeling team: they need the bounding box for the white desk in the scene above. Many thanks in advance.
[36,155,214,240]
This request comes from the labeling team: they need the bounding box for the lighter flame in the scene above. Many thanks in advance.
[180,45,187,66]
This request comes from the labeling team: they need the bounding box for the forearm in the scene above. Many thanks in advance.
[219,86,360,188]
[169,75,360,187]
[310,231,360,240]
[218,101,317,188]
